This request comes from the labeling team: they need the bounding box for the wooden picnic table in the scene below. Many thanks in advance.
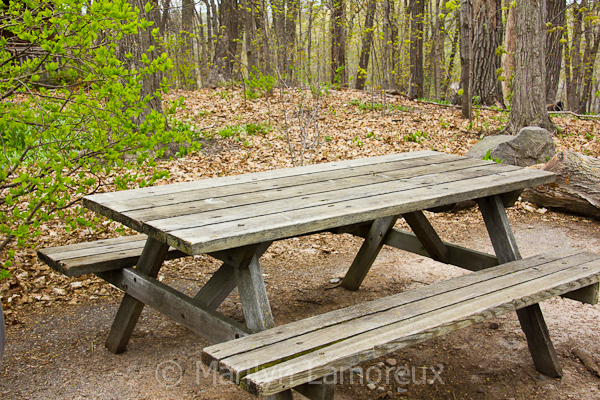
[74,149,591,399]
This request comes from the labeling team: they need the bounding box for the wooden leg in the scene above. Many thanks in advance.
[403,211,449,263]
[105,237,170,354]
[194,243,272,311]
[234,245,296,400]
[478,195,563,377]
[341,216,398,290]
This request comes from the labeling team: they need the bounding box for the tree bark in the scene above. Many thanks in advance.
[459,0,472,119]
[354,0,377,90]
[471,0,504,107]
[207,0,240,86]
[522,152,600,219]
[501,1,515,105]
[503,0,556,134]
[545,0,566,104]
[181,0,198,89]
[442,13,459,101]
[330,0,347,85]
[407,0,424,99]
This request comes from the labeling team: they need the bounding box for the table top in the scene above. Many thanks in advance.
[83,151,555,255]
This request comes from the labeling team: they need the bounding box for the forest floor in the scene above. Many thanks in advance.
[1,87,600,399]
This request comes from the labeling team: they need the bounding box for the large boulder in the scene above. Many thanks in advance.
[466,127,556,166]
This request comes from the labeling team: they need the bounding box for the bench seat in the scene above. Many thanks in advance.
[37,234,188,277]
[202,248,600,398]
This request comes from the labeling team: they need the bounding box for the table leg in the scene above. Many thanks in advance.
[233,245,297,400]
[194,243,272,310]
[105,237,170,354]
[477,195,563,377]
[341,216,398,290]
[403,211,450,263]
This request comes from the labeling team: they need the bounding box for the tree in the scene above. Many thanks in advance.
[181,0,198,89]
[407,0,424,98]
[354,0,377,90]
[459,0,472,119]
[0,0,191,260]
[546,0,566,104]
[564,0,600,114]
[471,0,504,106]
[208,0,241,85]
[331,0,347,85]
[503,0,556,134]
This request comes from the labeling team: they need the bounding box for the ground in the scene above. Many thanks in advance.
[1,88,600,399]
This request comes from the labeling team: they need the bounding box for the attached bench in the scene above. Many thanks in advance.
[202,248,600,399]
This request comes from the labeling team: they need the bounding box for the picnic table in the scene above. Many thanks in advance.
[39,150,600,400]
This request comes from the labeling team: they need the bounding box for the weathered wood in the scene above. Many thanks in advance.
[203,250,600,396]
[477,194,563,378]
[96,267,250,343]
[194,243,271,310]
[82,151,554,256]
[125,157,479,223]
[521,151,600,219]
[170,167,554,255]
[350,226,499,271]
[203,248,586,363]
[85,151,439,209]
[562,282,599,306]
[402,211,449,263]
[104,237,169,354]
[341,216,398,291]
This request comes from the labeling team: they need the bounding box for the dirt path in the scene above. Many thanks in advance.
[2,208,600,400]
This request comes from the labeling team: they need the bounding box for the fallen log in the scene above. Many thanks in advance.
[521,151,600,219]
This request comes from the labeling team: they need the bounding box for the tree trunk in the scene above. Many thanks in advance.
[433,0,442,100]
[331,0,347,85]
[545,0,565,103]
[354,0,377,90]
[208,0,240,86]
[501,1,515,105]
[181,0,198,89]
[471,0,504,107]
[407,0,424,99]
[459,0,472,119]
[503,0,555,134]
[522,152,600,219]
[441,13,459,101]
[119,0,165,119]
[383,0,399,89]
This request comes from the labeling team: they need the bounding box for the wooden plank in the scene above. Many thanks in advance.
[39,234,148,255]
[477,194,562,378]
[169,168,555,255]
[219,253,598,380]
[124,157,482,222]
[104,237,169,354]
[105,153,461,214]
[561,282,599,305]
[402,211,449,263]
[242,260,600,396]
[96,267,251,343]
[346,226,499,271]
[341,216,399,290]
[85,151,439,204]
[194,243,271,310]
[202,248,586,363]
[234,244,275,332]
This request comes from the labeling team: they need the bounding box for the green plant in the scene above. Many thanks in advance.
[352,136,363,147]
[217,125,243,138]
[325,135,332,142]
[0,0,191,272]
[483,149,503,163]
[349,98,412,113]
[404,131,427,143]
[245,123,271,136]
[585,133,594,140]
[366,132,376,139]
[245,68,277,99]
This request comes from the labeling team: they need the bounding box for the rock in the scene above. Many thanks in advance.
[521,151,600,219]
[466,127,555,167]
[385,358,397,367]
[387,390,394,398]
[351,367,362,375]
[367,383,377,390]
[377,386,386,393]
[329,278,340,284]
[489,321,500,330]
